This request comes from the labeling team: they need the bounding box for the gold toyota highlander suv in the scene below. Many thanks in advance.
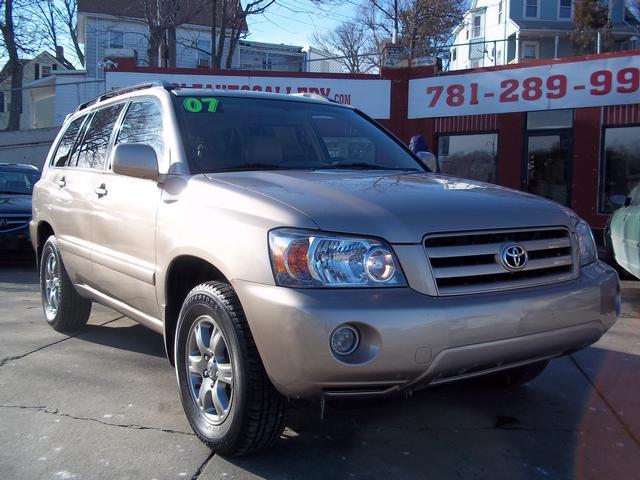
[31,82,620,456]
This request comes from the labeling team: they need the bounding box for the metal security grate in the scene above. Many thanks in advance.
[0,214,30,233]
[424,227,577,296]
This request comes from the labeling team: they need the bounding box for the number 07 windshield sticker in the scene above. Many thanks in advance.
[183,97,220,113]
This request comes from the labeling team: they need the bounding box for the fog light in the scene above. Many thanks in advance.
[330,325,359,355]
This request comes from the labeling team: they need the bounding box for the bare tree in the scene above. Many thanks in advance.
[312,21,375,73]
[0,0,39,130]
[27,0,79,67]
[571,0,613,54]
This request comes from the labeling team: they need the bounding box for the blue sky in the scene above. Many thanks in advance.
[245,1,359,47]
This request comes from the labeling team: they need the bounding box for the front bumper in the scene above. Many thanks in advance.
[233,261,619,399]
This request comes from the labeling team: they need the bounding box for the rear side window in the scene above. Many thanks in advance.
[51,116,86,167]
[115,100,165,162]
[75,103,124,169]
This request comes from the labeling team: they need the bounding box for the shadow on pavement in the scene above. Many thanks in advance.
[78,322,167,359]
[221,346,640,479]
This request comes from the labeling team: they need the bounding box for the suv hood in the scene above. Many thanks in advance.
[209,171,576,243]
[0,194,32,214]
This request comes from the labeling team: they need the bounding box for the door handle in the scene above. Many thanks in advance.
[56,177,66,188]
[95,184,108,197]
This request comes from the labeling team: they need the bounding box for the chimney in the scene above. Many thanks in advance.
[55,46,65,62]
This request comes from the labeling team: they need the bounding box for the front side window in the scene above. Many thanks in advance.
[115,100,165,162]
[437,133,498,184]
[173,96,423,174]
[51,115,87,167]
[75,103,124,170]
[525,0,538,18]
[600,126,640,213]
[559,0,572,19]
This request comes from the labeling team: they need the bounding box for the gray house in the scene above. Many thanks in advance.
[450,0,639,70]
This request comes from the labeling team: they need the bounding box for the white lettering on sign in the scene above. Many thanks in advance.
[106,72,391,119]
[408,54,640,118]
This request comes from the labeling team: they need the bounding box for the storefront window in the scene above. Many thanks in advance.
[600,126,640,213]
[527,109,573,129]
[437,133,498,184]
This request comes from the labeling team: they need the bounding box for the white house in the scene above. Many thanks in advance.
[449,0,639,71]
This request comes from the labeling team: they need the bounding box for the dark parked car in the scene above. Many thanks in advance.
[0,163,40,250]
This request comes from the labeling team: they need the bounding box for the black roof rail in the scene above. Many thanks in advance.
[76,81,174,113]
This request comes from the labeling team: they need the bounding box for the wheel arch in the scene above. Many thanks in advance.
[36,221,55,268]
[163,255,231,365]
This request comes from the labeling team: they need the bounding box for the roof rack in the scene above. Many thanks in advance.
[76,81,174,113]
[289,92,336,103]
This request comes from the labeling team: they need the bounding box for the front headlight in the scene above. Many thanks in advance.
[576,219,597,266]
[269,228,406,287]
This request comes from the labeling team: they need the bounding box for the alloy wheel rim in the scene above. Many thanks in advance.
[43,251,61,320]
[186,315,234,425]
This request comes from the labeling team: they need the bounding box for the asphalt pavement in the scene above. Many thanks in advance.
[1,252,639,480]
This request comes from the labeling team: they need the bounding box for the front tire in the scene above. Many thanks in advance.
[175,282,286,456]
[40,235,92,332]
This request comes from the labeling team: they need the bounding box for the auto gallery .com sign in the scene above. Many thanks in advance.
[408,54,640,118]
[106,71,391,119]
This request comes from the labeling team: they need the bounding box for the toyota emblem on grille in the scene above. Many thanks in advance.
[0,218,7,228]
[500,243,528,271]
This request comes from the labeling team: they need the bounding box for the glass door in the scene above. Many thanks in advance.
[525,132,572,206]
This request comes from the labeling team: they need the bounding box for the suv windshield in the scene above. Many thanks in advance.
[0,169,40,195]
[173,96,424,173]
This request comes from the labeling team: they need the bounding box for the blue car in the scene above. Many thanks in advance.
[0,163,40,250]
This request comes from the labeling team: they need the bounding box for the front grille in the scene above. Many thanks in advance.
[0,214,30,233]
[424,227,577,296]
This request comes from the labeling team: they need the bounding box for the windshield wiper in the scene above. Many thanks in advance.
[0,190,30,195]
[318,163,420,171]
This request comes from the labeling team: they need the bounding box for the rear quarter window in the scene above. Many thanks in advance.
[50,115,87,168]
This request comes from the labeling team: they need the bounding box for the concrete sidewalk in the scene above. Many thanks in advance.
[0,260,639,479]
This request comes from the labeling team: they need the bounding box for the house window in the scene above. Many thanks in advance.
[451,48,457,61]
[196,40,211,67]
[498,1,504,23]
[497,49,503,64]
[559,0,572,19]
[109,29,124,49]
[522,41,539,60]
[524,0,538,18]
[437,133,498,184]
[471,15,483,39]
[0,91,4,113]
[41,65,52,78]
[600,126,640,213]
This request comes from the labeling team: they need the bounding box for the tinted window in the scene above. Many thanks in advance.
[173,96,422,173]
[438,133,498,184]
[51,116,86,167]
[116,100,165,161]
[599,126,640,213]
[75,103,124,170]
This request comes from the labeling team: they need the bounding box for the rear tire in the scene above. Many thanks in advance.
[480,360,549,387]
[175,281,286,456]
[39,236,92,332]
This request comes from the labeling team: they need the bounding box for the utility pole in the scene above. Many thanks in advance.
[392,0,398,44]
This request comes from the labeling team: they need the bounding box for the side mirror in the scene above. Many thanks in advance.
[112,143,159,180]
[416,151,439,173]
[609,194,628,209]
